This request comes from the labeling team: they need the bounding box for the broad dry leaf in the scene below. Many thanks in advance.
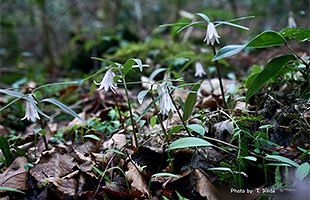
[103,134,127,150]
[30,150,76,182]
[199,78,238,96]
[214,120,234,136]
[0,157,28,192]
[125,162,150,198]
[48,170,79,197]
[194,169,220,200]
[235,101,247,110]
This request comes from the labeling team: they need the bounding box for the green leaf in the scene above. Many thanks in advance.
[0,136,14,166]
[0,89,25,99]
[41,98,84,122]
[212,45,245,61]
[168,137,214,150]
[132,58,143,72]
[246,55,295,100]
[177,21,205,33]
[215,21,249,30]
[280,28,310,42]
[90,57,119,67]
[150,116,157,127]
[0,187,25,194]
[152,172,180,178]
[247,31,286,48]
[195,13,210,22]
[266,154,299,168]
[121,59,136,76]
[158,22,189,28]
[267,163,291,167]
[187,124,205,136]
[84,134,100,141]
[227,15,255,22]
[168,125,184,135]
[137,90,148,104]
[149,68,167,80]
[183,83,200,121]
[295,162,310,181]
[243,156,257,162]
[122,58,144,76]
[213,31,287,61]
[137,95,161,122]
[208,167,233,173]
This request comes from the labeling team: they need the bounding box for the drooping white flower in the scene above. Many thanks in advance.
[22,94,40,122]
[288,15,297,28]
[157,83,176,115]
[195,62,206,77]
[95,69,117,93]
[203,22,220,45]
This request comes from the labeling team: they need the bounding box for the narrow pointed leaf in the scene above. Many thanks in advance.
[247,31,286,48]
[183,83,200,121]
[41,98,84,122]
[295,162,310,181]
[266,154,299,168]
[246,55,295,100]
[177,21,205,33]
[0,136,14,166]
[215,21,249,30]
[137,90,149,104]
[84,134,100,141]
[195,13,210,22]
[158,22,189,28]
[0,187,25,194]
[0,89,25,99]
[187,124,205,136]
[90,57,119,67]
[149,68,166,80]
[168,137,214,150]
[212,45,245,61]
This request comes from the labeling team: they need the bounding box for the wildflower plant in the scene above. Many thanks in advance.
[160,13,254,108]
[91,57,149,147]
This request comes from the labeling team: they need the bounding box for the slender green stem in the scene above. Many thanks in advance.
[211,45,228,109]
[150,84,167,137]
[167,88,192,136]
[113,92,125,131]
[0,97,23,112]
[285,43,310,92]
[119,70,138,147]
[32,81,79,94]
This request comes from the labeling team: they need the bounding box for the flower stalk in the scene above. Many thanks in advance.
[211,45,228,109]
[150,84,167,137]
[167,87,192,136]
[119,70,138,147]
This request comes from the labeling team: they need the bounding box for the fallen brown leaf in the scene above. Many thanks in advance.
[0,157,28,192]
[194,169,220,200]
[103,134,127,150]
[125,162,150,198]
[30,149,77,182]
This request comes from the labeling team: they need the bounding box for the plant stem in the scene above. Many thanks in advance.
[120,74,138,147]
[150,85,167,137]
[167,88,192,136]
[285,43,310,91]
[211,45,228,109]
[38,117,49,150]
[113,92,125,131]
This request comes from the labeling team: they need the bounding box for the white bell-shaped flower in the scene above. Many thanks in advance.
[95,69,117,93]
[195,62,206,77]
[288,16,297,28]
[157,83,176,115]
[22,94,40,122]
[203,22,220,45]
